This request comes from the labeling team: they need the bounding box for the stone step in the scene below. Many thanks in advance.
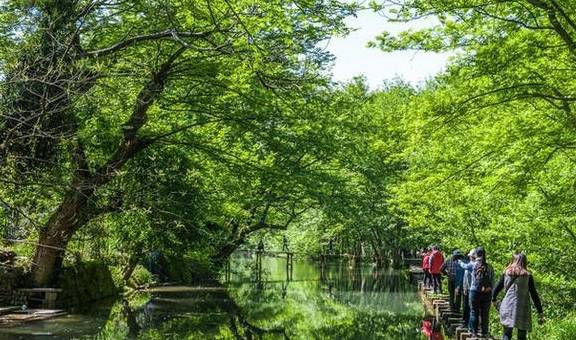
[428,293,449,299]
[455,327,469,339]
[442,312,462,321]
[436,308,451,317]
[447,317,464,324]
[438,308,451,314]
[459,333,495,340]
[446,322,465,336]
[433,301,449,307]
[432,297,449,302]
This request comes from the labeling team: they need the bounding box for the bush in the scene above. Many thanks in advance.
[537,313,576,340]
[163,252,217,285]
[127,265,154,288]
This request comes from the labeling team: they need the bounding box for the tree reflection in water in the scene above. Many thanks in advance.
[105,258,424,339]
[0,258,425,339]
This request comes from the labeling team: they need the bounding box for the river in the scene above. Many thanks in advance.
[0,256,425,339]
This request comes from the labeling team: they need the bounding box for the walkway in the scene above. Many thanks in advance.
[417,277,497,340]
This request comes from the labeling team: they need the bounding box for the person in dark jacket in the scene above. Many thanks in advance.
[441,249,464,312]
[492,253,544,340]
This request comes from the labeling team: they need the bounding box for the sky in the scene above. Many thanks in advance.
[325,8,451,89]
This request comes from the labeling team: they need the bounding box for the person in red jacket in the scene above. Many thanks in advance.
[429,245,445,293]
[422,248,432,289]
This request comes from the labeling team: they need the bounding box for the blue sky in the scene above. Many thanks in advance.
[325,8,451,89]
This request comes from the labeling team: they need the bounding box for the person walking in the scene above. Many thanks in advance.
[459,247,494,337]
[492,253,544,340]
[428,245,445,293]
[442,249,464,312]
[461,249,476,326]
[422,248,432,289]
[282,235,290,252]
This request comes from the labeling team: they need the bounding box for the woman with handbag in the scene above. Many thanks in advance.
[492,253,544,340]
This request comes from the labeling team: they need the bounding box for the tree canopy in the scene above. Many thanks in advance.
[0,0,575,337]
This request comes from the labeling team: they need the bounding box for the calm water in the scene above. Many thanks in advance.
[0,257,425,339]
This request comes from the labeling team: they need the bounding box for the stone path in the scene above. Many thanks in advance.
[418,280,497,340]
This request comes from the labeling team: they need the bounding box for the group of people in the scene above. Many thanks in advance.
[420,246,544,339]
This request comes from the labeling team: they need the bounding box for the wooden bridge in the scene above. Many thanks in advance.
[236,248,421,263]
[227,247,423,284]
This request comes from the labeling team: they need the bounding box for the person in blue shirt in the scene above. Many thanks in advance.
[441,249,464,312]
[459,247,494,337]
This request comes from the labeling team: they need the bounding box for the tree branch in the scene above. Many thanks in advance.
[94,47,185,184]
[79,30,212,58]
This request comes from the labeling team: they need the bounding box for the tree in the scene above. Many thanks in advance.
[0,0,355,286]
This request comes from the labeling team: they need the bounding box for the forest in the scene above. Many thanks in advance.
[0,0,575,338]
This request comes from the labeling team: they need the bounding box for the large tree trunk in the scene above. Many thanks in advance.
[32,232,69,288]
[32,183,93,286]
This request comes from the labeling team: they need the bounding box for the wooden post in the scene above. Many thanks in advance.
[45,291,58,309]
[225,258,231,282]
[286,252,293,281]
[256,250,263,282]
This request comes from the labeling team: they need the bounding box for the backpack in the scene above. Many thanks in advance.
[475,262,492,293]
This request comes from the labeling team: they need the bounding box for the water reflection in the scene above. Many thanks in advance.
[0,257,425,339]
[223,257,424,339]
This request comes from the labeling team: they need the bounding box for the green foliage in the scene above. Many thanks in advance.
[1,0,575,336]
[539,312,576,340]
[362,0,576,336]
[128,265,155,288]
[0,0,361,285]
